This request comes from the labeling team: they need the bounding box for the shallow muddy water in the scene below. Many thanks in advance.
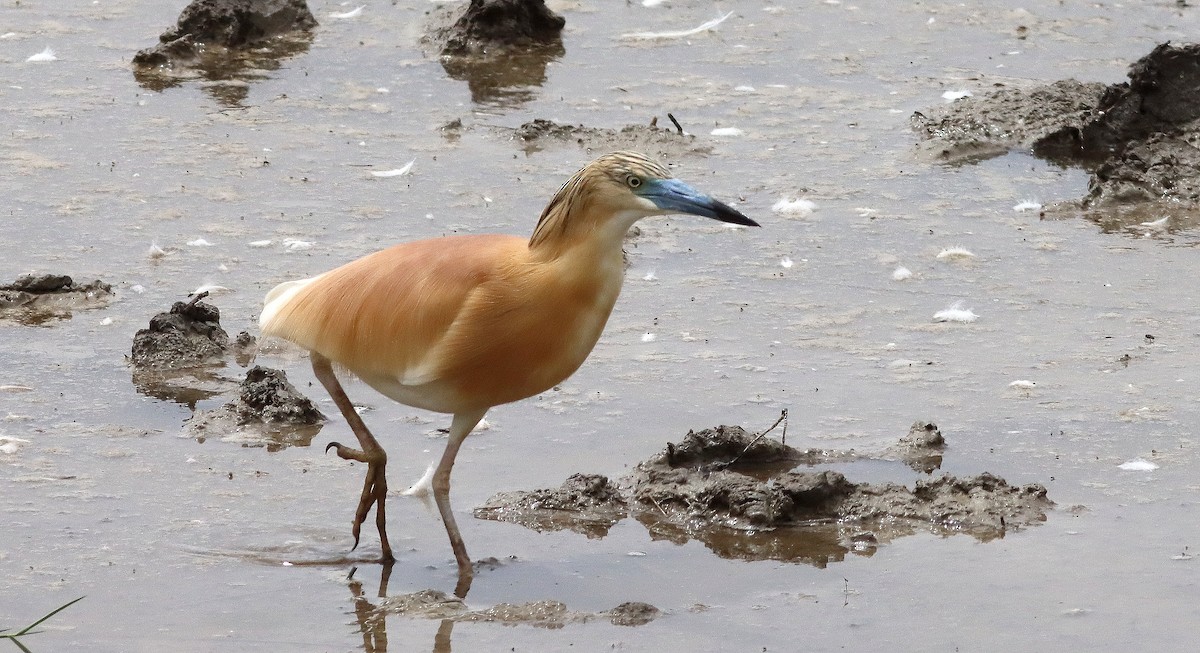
[3,1,1200,651]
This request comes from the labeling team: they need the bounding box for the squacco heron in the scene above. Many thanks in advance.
[259,151,757,583]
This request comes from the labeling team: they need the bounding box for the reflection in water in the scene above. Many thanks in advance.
[440,44,563,108]
[132,34,313,107]
[130,365,232,410]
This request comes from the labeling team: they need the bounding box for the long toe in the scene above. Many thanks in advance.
[326,441,374,463]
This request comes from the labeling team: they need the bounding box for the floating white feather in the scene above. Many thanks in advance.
[620,11,733,40]
[933,301,978,323]
[371,160,415,178]
[892,266,912,281]
[400,462,436,497]
[936,246,976,260]
[942,90,971,102]
[772,198,816,217]
[329,5,364,19]
[283,239,314,252]
[26,47,56,62]
[710,127,744,137]
[1013,200,1041,212]
[1118,458,1159,471]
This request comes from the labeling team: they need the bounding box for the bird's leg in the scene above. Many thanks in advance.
[435,409,487,596]
[310,352,394,562]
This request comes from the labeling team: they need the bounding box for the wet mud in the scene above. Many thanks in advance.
[132,0,317,105]
[187,365,324,450]
[510,118,714,159]
[477,423,1052,567]
[913,42,1200,227]
[0,274,113,325]
[371,587,659,628]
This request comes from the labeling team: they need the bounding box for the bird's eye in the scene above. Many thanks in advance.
[627,175,642,188]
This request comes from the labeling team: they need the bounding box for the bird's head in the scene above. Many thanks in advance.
[530,151,758,252]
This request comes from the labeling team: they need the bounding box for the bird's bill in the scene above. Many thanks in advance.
[645,178,760,227]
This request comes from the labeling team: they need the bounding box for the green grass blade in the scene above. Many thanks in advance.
[10,596,85,637]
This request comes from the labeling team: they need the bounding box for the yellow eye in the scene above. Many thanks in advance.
[627,175,642,189]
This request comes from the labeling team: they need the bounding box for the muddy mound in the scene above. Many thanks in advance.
[0,274,113,325]
[428,0,564,56]
[132,0,317,106]
[912,80,1107,164]
[187,365,324,449]
[134,0,316,65]
[477,423,1052,567]
[131,294,230,370]
[512,118,713,159]
[912,42,1200,220]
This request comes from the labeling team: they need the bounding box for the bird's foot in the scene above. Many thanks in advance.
[326,441,394,562]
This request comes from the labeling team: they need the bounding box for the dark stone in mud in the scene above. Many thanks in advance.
[187,365,324,448]
[434,0,565,57]
[913,42,1200,217]
[0,274,114,324]
[133,0,317,66]
[478,423,1053,566]
[131,296,229,369]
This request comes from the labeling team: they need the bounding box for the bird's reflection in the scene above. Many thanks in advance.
[346,562,462,653]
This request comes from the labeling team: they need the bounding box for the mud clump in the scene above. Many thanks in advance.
[512,118,713,159]
[477,423,1053,567]
[187,365,324,449]
[132,0,317,106]
[481,473,628,537]
[131,295,230,370]
[912,42,1200,220]
[0,274,113,324]
[133,0,317,66]
[431,0,565,56]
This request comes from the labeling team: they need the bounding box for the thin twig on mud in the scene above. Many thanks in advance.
[667,113,684,135]
[724,409,789,468]
[184,290,209,307]
[649,494,668,517]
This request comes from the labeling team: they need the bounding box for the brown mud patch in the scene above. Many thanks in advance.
[0,274,113,325]
[132,0,317,106]
[912,42,1200,230]
[187,365,324,449]
[477,422,1051,567]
